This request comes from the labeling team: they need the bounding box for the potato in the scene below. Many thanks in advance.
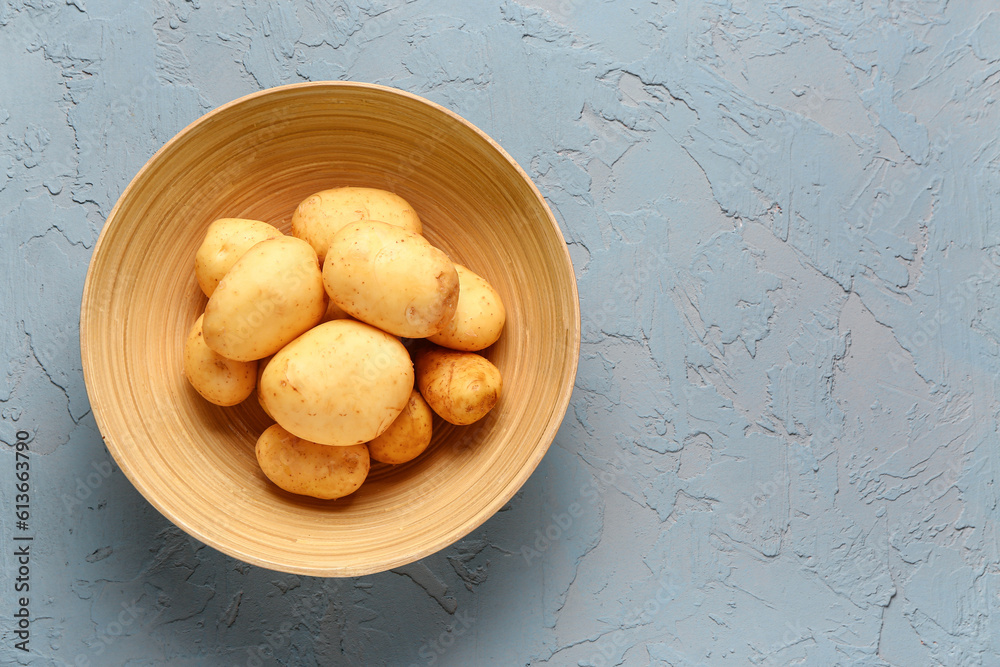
[367,390,434,464]
[415,345,502,425]
[291,186,422,263]
[195,218,283,297]
[203,236,326,362]
[256,354,274,419]
[255,424,369,499]
[260,320,414,446]
[323,220,459,338]
[183,314,257,406]
[427,264,505,351]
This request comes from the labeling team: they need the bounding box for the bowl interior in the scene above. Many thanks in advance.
[81,82,579,576]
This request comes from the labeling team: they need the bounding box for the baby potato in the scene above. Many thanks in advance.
[255,354,274,419]
[203,236,327,362]
[195,218,283,297]
[183,314,257,406]
[415,345,502,425]
[260,320,414,446]
[427,264,506,351]
[323,220,459,338]
[291,186,422,263]
[256,424,370,500]
[367,389,434,464]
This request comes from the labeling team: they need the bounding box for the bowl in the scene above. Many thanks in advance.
[80,81,580,576]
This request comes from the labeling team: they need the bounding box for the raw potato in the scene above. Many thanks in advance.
[195,218,283,297]
[291,186,422,263]
[323,220,459,338]
[183,314,257,406]
[256,355,274,419]
[415,345,502,425]
[186,189,508,501]
[260,320,414,446]
[255,424,370,499]
[428,264,506,351]
[368,390,434,464]
[203,236,327,362]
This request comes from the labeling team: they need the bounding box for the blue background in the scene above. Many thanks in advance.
[2,1,999,665]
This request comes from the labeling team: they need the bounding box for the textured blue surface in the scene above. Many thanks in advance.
[2,1,1000,665]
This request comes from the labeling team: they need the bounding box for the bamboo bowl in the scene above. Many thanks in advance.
[80,82,580,576]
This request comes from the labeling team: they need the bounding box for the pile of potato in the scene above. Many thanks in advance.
[183,187,505,499]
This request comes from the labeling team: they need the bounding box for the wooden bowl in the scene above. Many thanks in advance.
[80,82,580,576]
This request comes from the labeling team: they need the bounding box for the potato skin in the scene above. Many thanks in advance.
[427,264,506,351]
[415,345,502,425]
[183,314,257,406]
[367,390,434,464]
[291,186,422,263]
[255,424,370,499]
[195,218,283,297]
[255,354,274,419]
[260,320,414,446]
[323,220,459,338]
[203,236,326,362]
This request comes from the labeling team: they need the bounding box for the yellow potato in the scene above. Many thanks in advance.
[367,389,434,464]
[260,320,414,446]
[195,218,283,297]
[203,236,326,362]
[427,264,506,351]
[256,354,274,419]
[183,314,257,406]
[255,424,369,499]
[291,186,422,263]
[415,345,502,425]
[323,220,459,338]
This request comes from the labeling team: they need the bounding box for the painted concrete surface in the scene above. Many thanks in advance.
[2,1,999,665]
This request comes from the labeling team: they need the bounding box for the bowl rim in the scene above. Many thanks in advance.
[80,80,582,576]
